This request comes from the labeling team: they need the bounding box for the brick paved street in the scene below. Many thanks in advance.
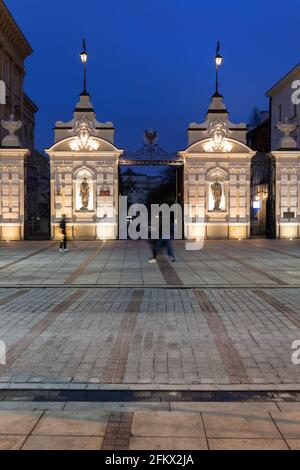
[1,240,300,450]
[1,239,300,287]
[1,282,298,386]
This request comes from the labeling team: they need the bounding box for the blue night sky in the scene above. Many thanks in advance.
[5,0,300,152]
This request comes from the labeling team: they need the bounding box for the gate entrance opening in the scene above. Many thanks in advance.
[250,153,276,239]
[24,152,50,240]
[119,137,184,235]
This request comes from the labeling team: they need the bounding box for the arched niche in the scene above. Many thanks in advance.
[73,166,96,213]
[206,167,229,214]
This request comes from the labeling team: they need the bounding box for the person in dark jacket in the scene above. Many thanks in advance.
[148,214,176,263]
[59,214,68,252]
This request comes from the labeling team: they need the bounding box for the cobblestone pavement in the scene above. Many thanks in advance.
[1,239,300,287]
[0,285,299,387]
[0,401,300,450]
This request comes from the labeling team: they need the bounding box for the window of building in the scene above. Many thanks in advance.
[278,105,282,122]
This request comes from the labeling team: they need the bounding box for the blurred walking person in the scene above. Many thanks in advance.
[59,214,68,252]
[158,217,176,262]
[148,213,176,263]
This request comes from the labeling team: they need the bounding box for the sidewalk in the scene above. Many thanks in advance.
[0,401,299,450]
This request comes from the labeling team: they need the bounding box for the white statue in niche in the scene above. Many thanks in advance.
[80,177,90,210]
[211,180,223,211]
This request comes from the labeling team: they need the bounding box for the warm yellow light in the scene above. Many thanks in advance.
[215,55,223,67]
[80,51,88,63]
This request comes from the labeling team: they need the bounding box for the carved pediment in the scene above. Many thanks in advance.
[187,137,253,154]
[47,136,119,153]
[68,116,101,151]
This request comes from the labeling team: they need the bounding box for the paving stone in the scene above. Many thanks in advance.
[64,402,170,412]
[32,410,109,436]
[0,402,65,411]
[208,438,288,450]
[0,410,42,435]
[132,411,205,437]
[286,439,300,450]
[171,402,279,413]
[277,403,300,412]
[0,435,27,450]
[129,437,208,450]
[202,411,281,439]
[270,412,300,439]
[22,435,103,450]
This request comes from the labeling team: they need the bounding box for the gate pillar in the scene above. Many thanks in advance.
[45,93,122,240]
[272,122,300,239]
[0,117,28,240]
[180,94,255,240]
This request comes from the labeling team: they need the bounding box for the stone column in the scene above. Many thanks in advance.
[273,156,300,238]
[273,122,300,239]
[184,161,207,240]
[228,163,251,239]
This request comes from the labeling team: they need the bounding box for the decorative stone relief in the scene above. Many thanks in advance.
[69,116,100,151]
[204,120,233,152]
[277,120,298,149]
[1,115,22,147]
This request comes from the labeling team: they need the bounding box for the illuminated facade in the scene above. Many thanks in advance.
[45,92,122,240]
[2,59,300,241]
[181,93,255,240]
[266,66,300,239]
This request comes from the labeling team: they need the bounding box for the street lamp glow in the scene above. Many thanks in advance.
[215,54,223,67]
[80,50,88,63]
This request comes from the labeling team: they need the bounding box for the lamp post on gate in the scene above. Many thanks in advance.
[215,41,223,96]
[80,38,88,94]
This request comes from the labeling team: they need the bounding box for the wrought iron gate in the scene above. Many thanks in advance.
[250,153,276,239]
[24,151,50,240]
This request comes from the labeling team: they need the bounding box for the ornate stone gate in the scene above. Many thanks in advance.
[180,93,255,240]
[45,92,122,240]
[1,92,300,241]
